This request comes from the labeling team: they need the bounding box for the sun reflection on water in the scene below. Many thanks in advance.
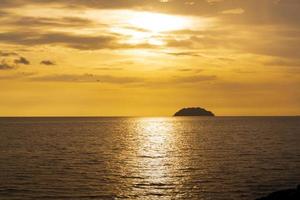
[132,118,179,198]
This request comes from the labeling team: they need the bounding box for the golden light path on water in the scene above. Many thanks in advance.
[117,117,195,199]
[136,118,174,175]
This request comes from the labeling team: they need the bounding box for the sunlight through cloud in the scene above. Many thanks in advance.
[129,12,190,33]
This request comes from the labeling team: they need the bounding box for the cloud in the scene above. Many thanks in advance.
[165,26,300,59]
[1,0,300,26]
[244,32,300,59]
[0,31,156,50]
[221,8,245,15]
[0,31,118,50]
[138,74,217,88]
[0,60,15,70]
[0,51,18,57]
[29,73,144,84]
[177,68,204,73]
[172,75,217,83]
[24,72,216,87]
[2,16,96,28]
[40,60,55,65]
[0,0,163,10]
[0,72,36,79]
[166,51,202,57]
[265,59,300,67]
[0,0,299,60]
[177,68,194,72]
[14,57,30,65]
[0,10,9,16]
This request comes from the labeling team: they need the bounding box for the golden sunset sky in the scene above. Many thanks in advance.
[0,0,299,116]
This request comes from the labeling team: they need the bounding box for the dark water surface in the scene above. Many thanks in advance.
[0,117,299,200]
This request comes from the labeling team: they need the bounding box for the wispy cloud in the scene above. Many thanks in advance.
[171,75,217,83]
[0,32,118,50]
[265,59,300,67]
[166,51,202,57]
[2,16,96,28]
[29,73,145,84]
[0,31,157,50]
[14,72,217,87]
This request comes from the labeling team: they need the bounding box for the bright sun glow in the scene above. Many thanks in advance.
[129,12,189,33]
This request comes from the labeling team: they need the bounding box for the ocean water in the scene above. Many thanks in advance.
[0,117,299,200]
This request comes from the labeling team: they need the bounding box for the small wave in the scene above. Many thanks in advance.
[34,194,116,199]
[120,175,145,179]
[133,182,175,190]
[137,155,165,159]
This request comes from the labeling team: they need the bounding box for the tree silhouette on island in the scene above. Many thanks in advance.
[174,107,215,117]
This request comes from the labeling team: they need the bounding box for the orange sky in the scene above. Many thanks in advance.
[0,0,299,116]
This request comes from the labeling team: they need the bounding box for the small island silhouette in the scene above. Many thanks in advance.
[256,185,300,200]
[174,107,215,117]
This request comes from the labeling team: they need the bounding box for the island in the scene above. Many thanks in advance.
[174,107,215,117]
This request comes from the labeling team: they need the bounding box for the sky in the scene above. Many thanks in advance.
[0,0,299,116]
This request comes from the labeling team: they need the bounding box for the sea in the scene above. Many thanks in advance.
[0,117,299,200]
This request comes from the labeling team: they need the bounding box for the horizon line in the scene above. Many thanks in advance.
[0,115,299,118]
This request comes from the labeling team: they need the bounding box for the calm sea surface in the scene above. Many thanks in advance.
[0,117,299,200]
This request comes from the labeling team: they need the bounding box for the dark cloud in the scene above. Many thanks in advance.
[14,57,30,65]
[0,31,157,50]
[177,68,194,72]
[0,0,161,10]
[222,0,300,26]
[0,61,15,70]
[0,51,18,57]
[2,16,96,28]
[0,31,118,50]
[0,0,22,8]
[1,0,300,26]
[40,60,56,65]
[166,51,202,57]
[0,10,9,16]
[165,26,300,59]
[2,0,299,23]
[0,0,299,59]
